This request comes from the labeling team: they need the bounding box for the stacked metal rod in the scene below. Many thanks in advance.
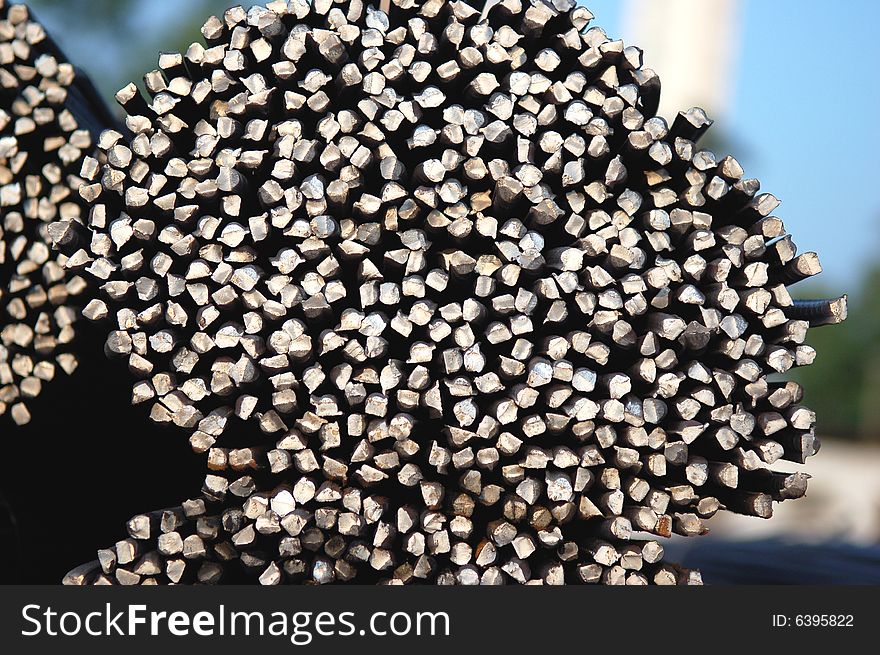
[0,0,109,425]
[56,0,844,584]
[63,494,700,585]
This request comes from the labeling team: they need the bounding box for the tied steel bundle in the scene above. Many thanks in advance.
[1,0,847,585]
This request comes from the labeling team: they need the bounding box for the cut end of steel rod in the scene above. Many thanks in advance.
[789,296,848,326]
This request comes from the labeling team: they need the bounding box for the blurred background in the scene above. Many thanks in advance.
[8,0,880,582]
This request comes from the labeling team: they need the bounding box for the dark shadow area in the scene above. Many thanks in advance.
[0,321,205,583]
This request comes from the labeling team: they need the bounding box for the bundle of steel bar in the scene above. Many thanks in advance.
[40,0,845,584]
[0,0,113,425]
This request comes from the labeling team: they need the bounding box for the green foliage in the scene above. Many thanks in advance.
[794,272,876,440]
[32,0,136,23]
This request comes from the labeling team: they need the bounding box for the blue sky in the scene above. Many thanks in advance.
[34,0,880,297]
